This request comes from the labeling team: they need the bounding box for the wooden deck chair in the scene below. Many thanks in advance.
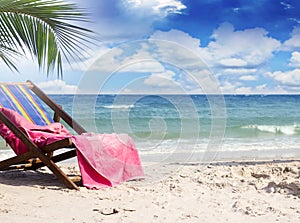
[0,80,86,190]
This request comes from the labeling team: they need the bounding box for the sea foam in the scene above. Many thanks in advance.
[241,124,300,135]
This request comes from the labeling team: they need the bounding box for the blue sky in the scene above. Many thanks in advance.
[1,0,300,94]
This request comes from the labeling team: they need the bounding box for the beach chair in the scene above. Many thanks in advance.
[0,80,86,190]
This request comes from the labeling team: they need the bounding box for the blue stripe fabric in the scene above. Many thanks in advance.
[0,84,54,126]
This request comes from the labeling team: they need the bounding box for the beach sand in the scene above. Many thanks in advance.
[0,159,299,223]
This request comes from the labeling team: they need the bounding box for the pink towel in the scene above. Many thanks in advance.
[0,108,144,189]
[73,133,144,188]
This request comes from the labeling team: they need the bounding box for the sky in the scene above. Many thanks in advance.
[1,0,300,94]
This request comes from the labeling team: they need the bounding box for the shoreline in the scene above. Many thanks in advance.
[2,146,300,162]
[0,158,299,222]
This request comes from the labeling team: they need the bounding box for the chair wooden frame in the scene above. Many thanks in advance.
[0,80,87,190]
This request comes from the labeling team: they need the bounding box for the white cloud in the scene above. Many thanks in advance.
[223,68,257,75]
[37,80,77,94]
[122,61,165,73]
[219,81,290,94]
[220,81,242,94]
[283,27,300,50]
[118,43,165,73]
[149,26,280,89]
[119,66,215,94]
[239,75,258,81]
[203,23,281,67]
[236,85,290,95]
[126,0,186,17]
[150,27,281,96]
[149,30,209,74]
[267,69,300,86]
[82,42,166,75]
[66,46,111,72]
[77,0,186,43]
[106,26,283,94]
[219,58,247,67]
[83,47,124,72]
[58,24,295,95]
[288,51,300,68]
[144,70,179,88]
[280,2,292,10]
[152,0,187,16]
[73,39,209,95]
[235,86,252,94]
[118,74,187,94]
[151,29,201,49]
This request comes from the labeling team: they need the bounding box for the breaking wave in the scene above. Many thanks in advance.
[241,124,300,135]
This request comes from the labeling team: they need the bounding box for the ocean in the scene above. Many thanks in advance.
[1,94,300,162]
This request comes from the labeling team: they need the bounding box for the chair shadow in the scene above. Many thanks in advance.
[0,169,82,190]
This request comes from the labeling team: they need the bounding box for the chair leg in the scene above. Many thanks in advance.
[0,151,35,170]
[29,149,77,170]
[0,152,79,190]
[0,147,79,189]
[46,160,79,190]
[35,152,79,190]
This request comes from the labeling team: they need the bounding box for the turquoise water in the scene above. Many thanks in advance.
[1,94,300,161]
[66,94,300,136]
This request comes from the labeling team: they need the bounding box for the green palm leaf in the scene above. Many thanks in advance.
[0,0,95,77]
[0,43,19,71]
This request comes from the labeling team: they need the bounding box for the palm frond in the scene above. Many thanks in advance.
[0,0,96,77]
[0,43,19,71]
